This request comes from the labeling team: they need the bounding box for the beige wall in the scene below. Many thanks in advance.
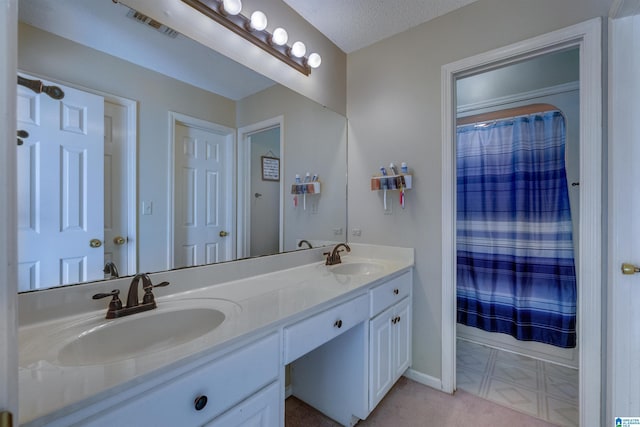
[122,0,347,115]
[346,0,610,381]
[237,84,348,252]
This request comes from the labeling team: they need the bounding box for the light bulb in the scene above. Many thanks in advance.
[249,11,267,31]
[290,41,306,58]
[307,53,321,68]
[222,0,242,15]
[271,27,288,46]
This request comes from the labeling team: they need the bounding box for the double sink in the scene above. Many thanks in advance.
[20,259,385,368]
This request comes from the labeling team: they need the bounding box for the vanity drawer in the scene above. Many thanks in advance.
[370,271,411,317]
[284,294,368,364]
[82,333,279,427]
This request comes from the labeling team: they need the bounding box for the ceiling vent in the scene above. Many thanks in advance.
[126,8,179,38]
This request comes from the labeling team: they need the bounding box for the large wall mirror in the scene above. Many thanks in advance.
[17,0,347,292]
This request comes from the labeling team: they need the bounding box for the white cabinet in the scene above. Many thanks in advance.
[368,272,412,412]
[284,294,368,364]
[204,382,280,427]
[79,333,280,427]
[369,297,411,411]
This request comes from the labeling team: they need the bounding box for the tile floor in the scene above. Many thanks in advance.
[456,338,579,426]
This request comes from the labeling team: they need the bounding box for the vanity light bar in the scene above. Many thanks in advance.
[181,0,319,76]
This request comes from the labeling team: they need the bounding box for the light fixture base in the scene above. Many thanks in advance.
[182,0,312,76]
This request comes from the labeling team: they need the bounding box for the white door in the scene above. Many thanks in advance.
[103,100,131,277]
[16,76,104,291]
[609,12,640,422]
[174,123,233,268]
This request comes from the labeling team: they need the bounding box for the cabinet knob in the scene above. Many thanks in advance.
[334,319,343,328]
[194,395,208,411]
[393,288,399,295]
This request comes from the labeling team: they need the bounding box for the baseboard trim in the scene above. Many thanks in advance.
[403,369,444,392]
[285,385,293,399]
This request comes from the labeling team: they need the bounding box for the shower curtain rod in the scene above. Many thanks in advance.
[456,103,559,126]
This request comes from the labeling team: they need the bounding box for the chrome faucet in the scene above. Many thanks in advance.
[298,239,313,249]
[324,243,351,266]
[103,261,119,279]
[92,273,170,319]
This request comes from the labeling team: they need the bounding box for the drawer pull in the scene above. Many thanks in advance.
[334,319,343,328]
[393,288,399,295]
[194,395,208,411]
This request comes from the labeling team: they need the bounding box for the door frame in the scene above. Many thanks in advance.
[102,94,138,277]
[441,18,602,426]
[237,116,284,259]
[0,0,18,417]
[167,112,236,268]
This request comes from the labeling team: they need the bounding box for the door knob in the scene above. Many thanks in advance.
[219,230,229,237]
[113,236,126,245]
[621,263,640,275]
[89,239,102,248]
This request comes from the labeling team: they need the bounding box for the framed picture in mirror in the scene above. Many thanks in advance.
[261,156,280,181]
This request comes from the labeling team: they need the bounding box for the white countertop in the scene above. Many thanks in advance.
[18,245,413,426]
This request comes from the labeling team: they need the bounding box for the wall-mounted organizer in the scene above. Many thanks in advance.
[371,163,412,210]
[291,173,320,210]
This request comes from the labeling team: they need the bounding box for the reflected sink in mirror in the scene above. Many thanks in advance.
[58,307,225,366]
[330,262,384,276]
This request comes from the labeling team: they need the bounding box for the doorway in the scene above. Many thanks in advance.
[441,19,602,426]
[237,116,284,259]
[169,112,236,268]
[16,74,136,291]
[248,127,281,257]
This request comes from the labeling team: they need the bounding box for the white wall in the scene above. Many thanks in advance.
[346,0,610,381]
[237,84,348,252]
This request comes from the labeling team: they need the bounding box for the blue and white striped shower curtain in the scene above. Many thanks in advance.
[456,111,577,348]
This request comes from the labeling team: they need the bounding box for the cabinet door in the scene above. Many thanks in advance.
[204,382,280,427]
[369,306,394,411]
[393,298,411,379]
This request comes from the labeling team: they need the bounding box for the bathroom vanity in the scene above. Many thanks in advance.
[18,244,413,426]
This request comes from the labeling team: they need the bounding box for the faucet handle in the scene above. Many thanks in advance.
[92,289,123,316]
[153,281,170,288]
[92,289,120,300]
[142,281,170,304]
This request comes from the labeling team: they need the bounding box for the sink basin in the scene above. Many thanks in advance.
[330,262,384,276]
[56,305,226,366]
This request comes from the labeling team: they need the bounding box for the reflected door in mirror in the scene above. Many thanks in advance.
[173,122,234,268]
[17,78,104,291]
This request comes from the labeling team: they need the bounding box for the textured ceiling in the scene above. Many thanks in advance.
[283,0,479,53]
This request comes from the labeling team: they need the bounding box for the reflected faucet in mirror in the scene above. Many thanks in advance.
[92,273,170,319]
[324,243,351,266]
[103,262,120,279]
[298,239,313,249]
